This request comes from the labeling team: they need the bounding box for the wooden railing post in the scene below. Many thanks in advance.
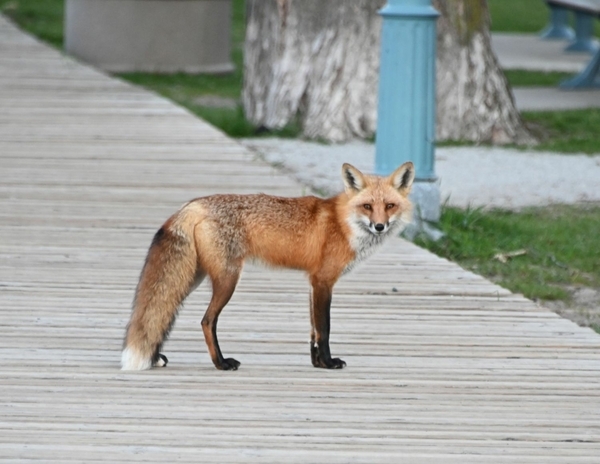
[375,0,441,235]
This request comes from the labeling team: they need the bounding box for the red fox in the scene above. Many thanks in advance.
[121,162,414,371]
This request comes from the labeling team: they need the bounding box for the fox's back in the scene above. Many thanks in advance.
[179,193,349,272]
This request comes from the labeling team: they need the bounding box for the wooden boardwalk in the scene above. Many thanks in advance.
[1,16,599,463]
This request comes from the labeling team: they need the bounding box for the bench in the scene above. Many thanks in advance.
[547,0,600,52]
[541,3,575,40]
[546,0,600,87]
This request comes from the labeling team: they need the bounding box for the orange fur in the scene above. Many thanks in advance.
[121,162,414,371]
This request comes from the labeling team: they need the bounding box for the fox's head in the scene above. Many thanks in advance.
[341,162,415,236]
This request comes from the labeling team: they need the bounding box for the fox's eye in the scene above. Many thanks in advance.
[386,203,395,210]
[363,204,372,210]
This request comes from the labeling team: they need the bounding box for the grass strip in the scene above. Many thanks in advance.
[488,0,600,36]
[0,0,63,46]
[523,108,600,154]
[416,204,600,306]
[503,69,574,88]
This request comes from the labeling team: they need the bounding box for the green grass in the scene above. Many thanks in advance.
[439,107,600,155]
[0,0,63,46]
[522,108,600,154]
[191,106,300,139]
[488,0,600,36]
[488,0,550,34]
[416,204,600,304]
[503,70,575,88]
[120,72,242,101]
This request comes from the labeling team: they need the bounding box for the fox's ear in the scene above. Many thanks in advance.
[342,163,366,194]
[389,162,415,195]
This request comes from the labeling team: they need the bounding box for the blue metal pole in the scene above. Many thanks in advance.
[375,0,439,181]
[540,5,575,40]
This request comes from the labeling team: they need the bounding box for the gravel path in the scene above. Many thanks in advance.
[241,138,600,210]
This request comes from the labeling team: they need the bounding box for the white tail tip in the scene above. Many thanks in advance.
[121,347,152,371]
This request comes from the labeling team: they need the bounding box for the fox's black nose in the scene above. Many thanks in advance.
[374,223,385,232]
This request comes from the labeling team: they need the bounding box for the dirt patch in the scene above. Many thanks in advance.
[542,286,600,330]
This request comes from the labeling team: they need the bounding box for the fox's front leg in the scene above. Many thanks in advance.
[309,278,346,369]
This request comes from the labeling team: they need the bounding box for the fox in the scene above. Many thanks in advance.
[121,162,415,371]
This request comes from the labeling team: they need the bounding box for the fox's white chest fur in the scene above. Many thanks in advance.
[343,216,400,275]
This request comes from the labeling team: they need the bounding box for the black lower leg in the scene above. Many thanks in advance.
[203,317,240,371]
[311,339,345,369]
[152,346,168,367]
[202,271,241,371]
[310,280,346,369]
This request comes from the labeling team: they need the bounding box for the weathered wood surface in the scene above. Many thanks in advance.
[1,15,599,463]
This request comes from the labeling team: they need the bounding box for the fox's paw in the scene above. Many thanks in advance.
[310,343,346,369]
[154,353,168,368]
[311,347,346,369]
[316,357,346,369]
[216,357,241,371]
[329,358,346,369]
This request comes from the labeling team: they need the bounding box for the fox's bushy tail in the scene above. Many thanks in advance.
[121,222,199,370]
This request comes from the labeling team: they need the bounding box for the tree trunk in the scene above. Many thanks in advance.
[434,0,532,144]
[243,0,380,142]
[243,0,533,145]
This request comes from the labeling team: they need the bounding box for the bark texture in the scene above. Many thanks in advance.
[434,0,532,144]
[243,0,533,144]
[243,0,380,142]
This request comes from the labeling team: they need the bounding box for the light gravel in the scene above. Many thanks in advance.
[241,138,600,210]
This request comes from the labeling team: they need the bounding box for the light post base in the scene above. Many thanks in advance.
[403,179,444,242]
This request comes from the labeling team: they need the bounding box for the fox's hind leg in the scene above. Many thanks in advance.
[201,264,242,370]
[147,270,206,369]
